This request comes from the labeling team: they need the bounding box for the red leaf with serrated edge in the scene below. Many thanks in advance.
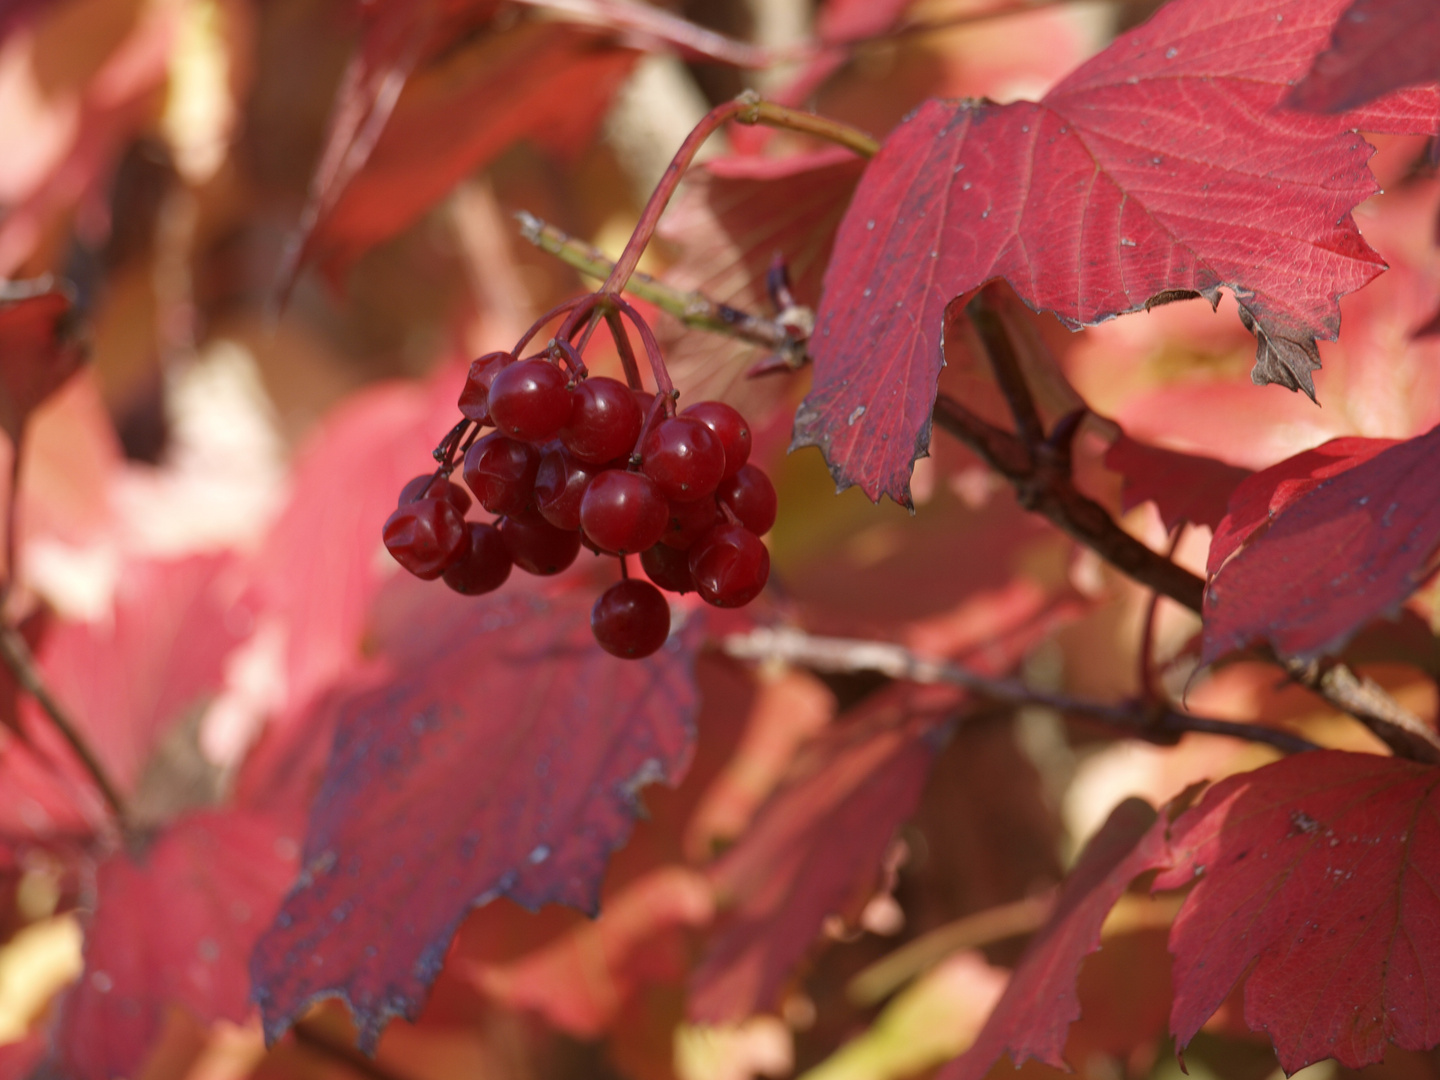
[1290,0,1440,113]
[53,811,298,1080]
[939,798,1168,1080]
[250,584,702,1051]
[1202,424,1440,664]
[1155,751,1440,1072]
[798,0,1440,505]
[0,280,83,441]
[1104,433,1251,532]
[1207,435,1397,576]
[689,686,942,1024]
[290,14,635,283]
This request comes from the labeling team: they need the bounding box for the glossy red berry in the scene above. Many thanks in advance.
[399,474,471,515]
[579,470,668,554]
[562,376,643,463]
[534,446,608,531]
[442,522,512,595]
[457,352,514,424]
[660,495,721,550]
[717,464,777,535]
[488,358,572,442]
[681,401,751,479]
[641,416,726,501]
[591,579,671,659]
[689,524,769,607]
[499,510,582,576]
[462,433,540,516]
[383,498,467,580]
[640,543,695,594]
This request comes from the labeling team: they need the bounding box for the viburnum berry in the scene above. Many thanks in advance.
[562,376,642,464]
[534,446,609,531]
[457,352,514,424]
[642,416,726,501]
[640,543,695,594]
[488,358,572,442]
[462,433,540,516]
[579,470,669,554]
[399,474,472,515]
[591,579,670,659]
[660,495,721,550]
[689,523,769,607]
[443,522,512,596]
[500,510,583,576]
[717,464,777,536]
[383,497,467,580]
[681,401,751,479]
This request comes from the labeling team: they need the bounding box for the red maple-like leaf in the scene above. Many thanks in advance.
[1103,433,1251,532]
[1156,751,1440,1072]
[689,685,942,1023]
[0,278,84,441]
[250,584,702,1050]
[52,810,298,1080]
[1207,435,1397,576]
[1289,0,1440,113]
[1202,424,1440,664]
[939,797,1169,1080]
[797,0,1440,505]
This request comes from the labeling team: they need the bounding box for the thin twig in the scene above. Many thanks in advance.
[516,212,806,362]
[848,893,1055,1006]
[0,623,127,823]
[720,626,1320,756]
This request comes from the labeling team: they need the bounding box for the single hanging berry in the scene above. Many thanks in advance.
[562,376,643,463]
[443,522,512,596]
[580,470,669,554]
[591,579,671,658]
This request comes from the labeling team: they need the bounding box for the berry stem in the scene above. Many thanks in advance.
[600,92,877,299]
[603,307,645,391]
[611,295,677,403]
[513,294,595,357]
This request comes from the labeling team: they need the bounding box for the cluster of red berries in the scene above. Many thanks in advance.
[382,323,775,659]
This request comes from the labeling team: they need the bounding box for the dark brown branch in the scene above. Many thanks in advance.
[721,627,1319,756]
[0,623,128,822]
[938,301,1440,764]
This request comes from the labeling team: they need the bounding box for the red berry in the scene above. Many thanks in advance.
[488,359,572,442]
[640,544,695,594]
[717,464,777,535]
[688,524,769,607]
[641,416,726,501]
[399,474,471,516]
[591,579,671,659]
[383,498,467,580]
[457,352,514,424]
[462,433,540,516]
[443,522,512,595]
[660,495,721,550]
[562,376,643,463]
[499,510,582,576]
[681,401,751,479]
[579,470,668,554]
[534,446,609,531]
